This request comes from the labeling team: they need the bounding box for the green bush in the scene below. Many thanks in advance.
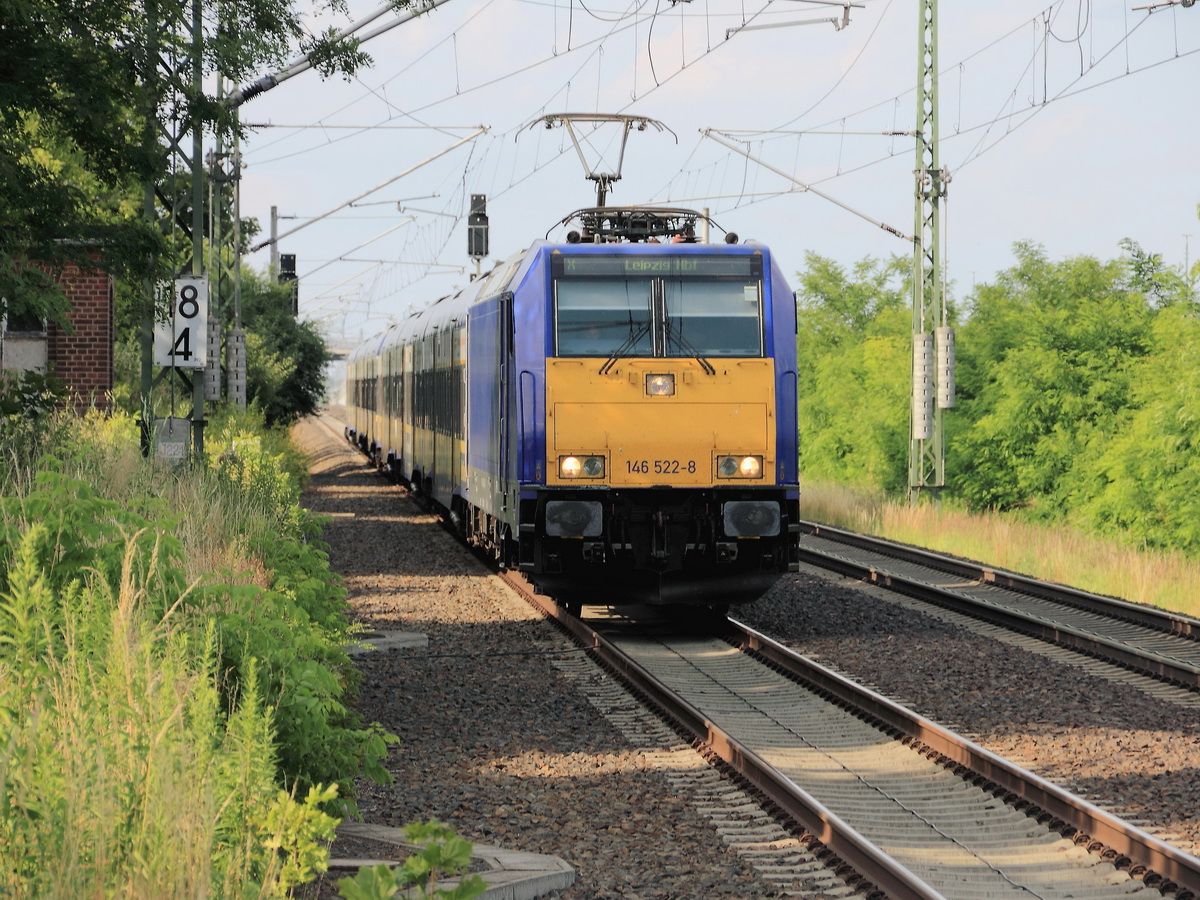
[0,406,395,896]
[203,412,394,804]
[0,525,342,897]
[0,370,71,492]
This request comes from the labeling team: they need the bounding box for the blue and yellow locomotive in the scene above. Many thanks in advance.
[345,207,799,610]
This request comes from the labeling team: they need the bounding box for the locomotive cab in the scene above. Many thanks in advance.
[348,206,800,611]
[516,233,800,607]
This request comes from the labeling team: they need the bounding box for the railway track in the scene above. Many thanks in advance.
[796,522,1200,693]
[506,573,1200,900]
[329,417,1200,896]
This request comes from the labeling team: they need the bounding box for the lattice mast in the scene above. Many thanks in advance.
[139,0,209,456]
[208,96,247,410]
[909,0,954,500]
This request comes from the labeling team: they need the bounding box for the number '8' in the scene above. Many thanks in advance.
[178,284,200,319]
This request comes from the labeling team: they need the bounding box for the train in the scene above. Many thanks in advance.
[344,206,799,612]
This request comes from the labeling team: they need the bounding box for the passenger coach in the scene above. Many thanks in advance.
[346,208,800,611]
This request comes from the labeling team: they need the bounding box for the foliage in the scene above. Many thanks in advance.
[1069,301,1200,549]
[950,241,1157,514]
[0,0,399,324]
[0,523,341,898]
[0,407,395,896]
[0,371,70,485]
[0,368,67,419]
[0,0,161,319]
[0,472,186,612]
[798,236,1200,557]
[201,415,395,809]
[253,783,343,893]
[337,821,487,900]
[794,252,915,494]
[240,268,333,425]
[206,415,306,536]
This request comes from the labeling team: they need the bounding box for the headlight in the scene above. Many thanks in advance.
[716,455,763,479]
[559,455,605,479]
[645,373,675,396]
[546,500,604,537]
[723,501,781,537]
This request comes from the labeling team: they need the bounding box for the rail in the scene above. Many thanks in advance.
[797,521,1200,691]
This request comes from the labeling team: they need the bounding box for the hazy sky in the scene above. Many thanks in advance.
[234,0,1200,348]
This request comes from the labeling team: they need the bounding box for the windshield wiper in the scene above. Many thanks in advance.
[599,320,651,375]
[664,320,716,375]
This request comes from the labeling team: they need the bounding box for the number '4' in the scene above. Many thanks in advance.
[171,328,192,361]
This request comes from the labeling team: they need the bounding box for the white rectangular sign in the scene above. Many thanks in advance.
[154,276,209,369]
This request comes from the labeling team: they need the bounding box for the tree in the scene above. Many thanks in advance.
[0,0,159,321]
[950,242,1157,514]
[0,0,398,323]
[240,269,331,425]
[794,235,1200,555]
[1066,247,1200,550]
[794,253,915,493]
[1073,304,1200,550]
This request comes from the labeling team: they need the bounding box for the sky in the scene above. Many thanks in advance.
[233,0,1200,351]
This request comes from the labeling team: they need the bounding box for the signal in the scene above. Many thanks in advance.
[468,194,489,259]
[279,253,298,316]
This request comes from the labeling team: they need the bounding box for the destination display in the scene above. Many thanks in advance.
[555,255,759,279]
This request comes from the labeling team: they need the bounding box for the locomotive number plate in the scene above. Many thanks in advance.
[625,459,698,476]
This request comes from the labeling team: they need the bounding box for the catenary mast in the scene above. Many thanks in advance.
[909,0,954,500]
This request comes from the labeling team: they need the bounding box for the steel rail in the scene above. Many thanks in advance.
[329,422,1200,897]
[797,522,1200,690]
[510,579,948,900]
[729,619,1200,898]
[802,521,1200,640]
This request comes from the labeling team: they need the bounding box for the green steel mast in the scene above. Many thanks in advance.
[909,0,954,500]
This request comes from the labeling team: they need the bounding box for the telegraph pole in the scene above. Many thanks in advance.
[909,0,954,501]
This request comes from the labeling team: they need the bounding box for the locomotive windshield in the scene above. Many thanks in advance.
[554,280,653,357]
[553,254,763,358]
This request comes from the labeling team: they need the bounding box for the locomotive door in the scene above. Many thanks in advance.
[401,343,414,482]
[499,292,514,510]
[432,327,454,506]
[453,323,467,504]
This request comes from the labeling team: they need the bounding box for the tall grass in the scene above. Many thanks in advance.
[33,407,304,590]
[802,481,1200,618]
[0,405,361,897]
[0,527,338,898]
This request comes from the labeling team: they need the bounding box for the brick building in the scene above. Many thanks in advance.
[1,260,115,413]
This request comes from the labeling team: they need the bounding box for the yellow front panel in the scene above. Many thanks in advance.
[546,357,776,487]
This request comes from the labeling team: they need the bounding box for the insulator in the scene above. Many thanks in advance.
[204,315,222,401]
[936,325,956,409]
[227,327,247,409]
[912,332,933,440]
